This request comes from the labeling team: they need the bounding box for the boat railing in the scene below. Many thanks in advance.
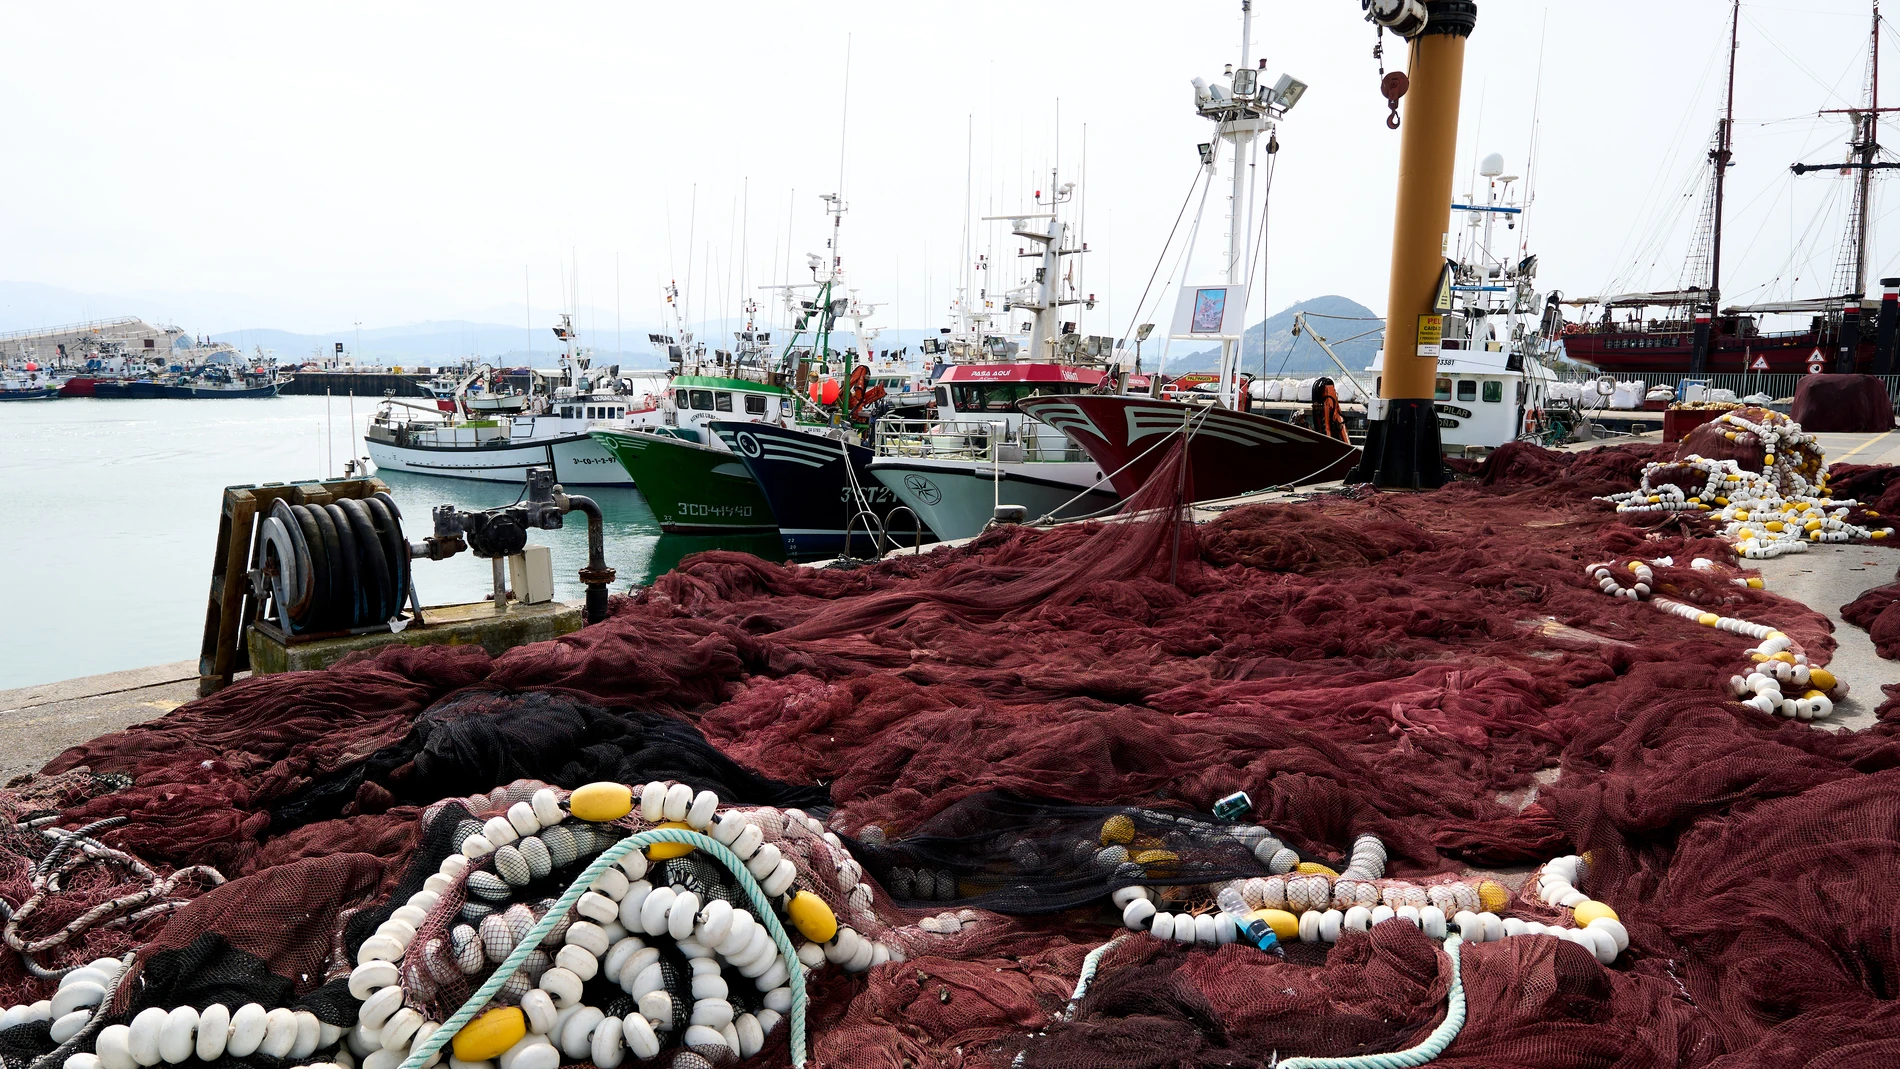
[872,418,1080,463]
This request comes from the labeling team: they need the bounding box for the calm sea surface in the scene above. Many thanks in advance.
[0,395,783,689]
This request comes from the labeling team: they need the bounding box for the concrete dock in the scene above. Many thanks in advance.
[0,660,199,781]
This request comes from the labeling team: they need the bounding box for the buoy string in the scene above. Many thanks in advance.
[397,827,808,1069]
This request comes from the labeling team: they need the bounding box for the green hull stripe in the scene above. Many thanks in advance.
[591,430,777,531]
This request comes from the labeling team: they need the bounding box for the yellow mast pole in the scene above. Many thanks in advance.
[1354,1,1476,488]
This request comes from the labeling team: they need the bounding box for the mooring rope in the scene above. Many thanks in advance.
[1275,933,1466,1069]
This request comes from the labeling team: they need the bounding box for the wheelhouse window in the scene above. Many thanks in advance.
[689,389,714,410]
[672,390,686,408]
[1455,380,1477,402]
[948,381,1087,412]
[1482,381,1503,403]
[744,394,767,415]
[1433,377,1452,401]
[715,392,734,412]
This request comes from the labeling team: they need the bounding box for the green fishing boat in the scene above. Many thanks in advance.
[590,373,794,534]
[602,194,899,537]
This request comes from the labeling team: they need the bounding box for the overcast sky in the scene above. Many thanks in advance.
[2,1,1895,340]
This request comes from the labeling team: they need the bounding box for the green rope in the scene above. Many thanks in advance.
[1275,933,1466,1069]
[397,826,808,1069]
[1061,934,1126,1020]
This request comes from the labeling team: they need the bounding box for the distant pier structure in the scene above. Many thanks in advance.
[0,316,186,360]
[281,370,435,398]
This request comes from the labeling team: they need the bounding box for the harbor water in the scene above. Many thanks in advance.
[0,396,784,689]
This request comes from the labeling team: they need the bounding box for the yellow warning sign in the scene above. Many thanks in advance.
[1416,314,1443,357]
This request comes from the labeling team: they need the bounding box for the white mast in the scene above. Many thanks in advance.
[1189,0,1302,407]
[983,176,1076,361]
[1215,2,1259,408]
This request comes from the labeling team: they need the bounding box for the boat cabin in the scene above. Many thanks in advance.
[933,363,1105,420]
[1368,344,1547,456]
[659,373,794,444]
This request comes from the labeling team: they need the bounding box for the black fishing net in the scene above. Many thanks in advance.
[272,689,830,832]
[850,793,1275,914]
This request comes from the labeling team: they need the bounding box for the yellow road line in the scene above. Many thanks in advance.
[1832,430,1894,462]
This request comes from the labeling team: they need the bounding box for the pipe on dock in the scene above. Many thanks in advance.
[558,492,615,624]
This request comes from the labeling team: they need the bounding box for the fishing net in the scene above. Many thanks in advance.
[8,442,1900,1067]
[1789,374,1895,433]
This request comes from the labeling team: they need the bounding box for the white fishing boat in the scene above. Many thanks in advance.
[868,176,1125,540]
[1365,152,1559,455]
[365,315,662,486]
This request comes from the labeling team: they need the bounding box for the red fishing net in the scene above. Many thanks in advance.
[8,442,1900,1068]
[1789,374,1895,433]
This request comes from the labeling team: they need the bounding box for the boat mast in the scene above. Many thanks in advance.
[1797,1,1898,304]
[1690,0,1739,375]
[1855,1,1880,299]
[1709,0,1738,316]
[1216,1,1259,409]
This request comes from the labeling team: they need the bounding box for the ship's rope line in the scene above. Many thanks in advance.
[1025,404,1222,526]
[1118,163,1208,354]
[1274,934,1467,1069]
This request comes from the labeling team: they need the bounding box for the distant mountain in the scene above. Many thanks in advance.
[1166,295,1383,378]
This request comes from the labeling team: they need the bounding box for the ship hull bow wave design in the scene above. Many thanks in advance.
[1019,395,1359,502]
[711,420,939,558]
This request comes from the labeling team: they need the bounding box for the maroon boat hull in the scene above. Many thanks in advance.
[1561,330,1874,375]
[1019,395,1359,502]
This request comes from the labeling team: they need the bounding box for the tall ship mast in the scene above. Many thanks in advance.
[1561,0,1900,378]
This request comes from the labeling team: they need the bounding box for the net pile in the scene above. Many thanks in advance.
[3,441,1900,1067]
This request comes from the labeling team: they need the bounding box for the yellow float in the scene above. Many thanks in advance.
[787,890,838,943]
[568,782,633,822]
[645,820,698,860]
[450,1007,525,1062]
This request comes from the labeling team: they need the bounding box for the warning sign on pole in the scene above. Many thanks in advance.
[1748,353,1769,371]
[1416,315,1443,357]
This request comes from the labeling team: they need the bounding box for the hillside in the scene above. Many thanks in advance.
[1165,294,1382,377]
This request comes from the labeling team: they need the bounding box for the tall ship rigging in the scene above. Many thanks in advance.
[1561,0,1900,377]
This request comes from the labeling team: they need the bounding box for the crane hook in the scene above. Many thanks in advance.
[1381,71,1409,130]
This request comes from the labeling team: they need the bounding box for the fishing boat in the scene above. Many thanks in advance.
[183,362,282,398]
[0,362,59,401]
[1559,2,1898,377]
[1019,10,1355,506]
[588,275,808,535]
[366,316,657,486]
[870,360,1121,541]
[589,366,795,534]
[593,195,911,539]
[862,162,1140,542]
[1360,151,1560,456]
[709,419,936,556]
[707,207,942,554]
